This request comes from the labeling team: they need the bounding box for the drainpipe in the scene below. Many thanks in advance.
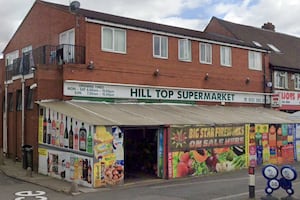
[3,83,8,154]
[21,75,25,147]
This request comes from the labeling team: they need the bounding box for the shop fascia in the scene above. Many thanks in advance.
[64,80,271,104]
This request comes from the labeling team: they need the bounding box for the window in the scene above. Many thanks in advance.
[5,50,19,66]
[21,45,33,74]
[102,27,126,53]
[248,51,262,70]
[267,44,280,53]
[274,71,288,89]
[8,93,13,112]
[153,35,168,58]
[200,43,212,64]
[16,90,22,111]
[26,86,34,110]
[220,46,231,67]
[294,73,300,90]
[178,39,191,61]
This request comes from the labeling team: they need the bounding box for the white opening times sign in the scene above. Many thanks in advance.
[64,81,270,104]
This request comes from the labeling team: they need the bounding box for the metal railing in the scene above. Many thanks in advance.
[5,44,85,80]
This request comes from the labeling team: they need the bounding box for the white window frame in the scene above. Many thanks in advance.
[153,35,168,59]
[199,43,212,64]
[294,73,300,90]
[274,71,288,89]
[178,39,191,62]
[248,51,262,71]
[101,26,126,54]
[220,46,231,67]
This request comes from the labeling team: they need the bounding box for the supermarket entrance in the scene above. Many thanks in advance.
[123,127,158,179]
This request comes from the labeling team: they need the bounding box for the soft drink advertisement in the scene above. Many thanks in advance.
[93,126,124,187]
[169,125,246,178]
[245,123,295,167]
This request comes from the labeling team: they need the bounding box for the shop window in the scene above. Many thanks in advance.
[248,51,262,71]
[16,90,22,111]
[274,71,288,89]
[153,35,168,59]
[101,26,126,53]
[220,46,231,67]
[200,43,212,64]
[178,39,191,61]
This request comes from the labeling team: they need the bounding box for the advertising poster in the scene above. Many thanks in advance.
[93,126,124,187]
[169,125,245,178]
[157,128,164,178]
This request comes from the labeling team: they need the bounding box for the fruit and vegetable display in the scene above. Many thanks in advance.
[172,146,245,178]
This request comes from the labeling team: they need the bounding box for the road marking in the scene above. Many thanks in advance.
[14,191,47,200]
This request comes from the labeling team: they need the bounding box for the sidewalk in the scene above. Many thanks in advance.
[0,157,98,194]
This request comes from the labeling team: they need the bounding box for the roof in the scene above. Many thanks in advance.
[205,17,300,70]
[37,100,293,126]
[39,1,265,51]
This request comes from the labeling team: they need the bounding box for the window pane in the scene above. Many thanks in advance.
[114,29,125,52]
[154,36,160,56]
[161,37,167,57]
[102,28,113,50]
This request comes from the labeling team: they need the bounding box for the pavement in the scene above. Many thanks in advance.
[1,153,300,199]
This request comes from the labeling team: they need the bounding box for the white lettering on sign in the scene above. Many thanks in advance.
[14,191,47,200]
[64,81,270,104]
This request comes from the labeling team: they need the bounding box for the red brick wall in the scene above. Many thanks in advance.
[67,22,266,94]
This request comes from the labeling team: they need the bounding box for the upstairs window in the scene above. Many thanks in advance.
[200,43,212,64]
[26,86,34,110]
[102,27,126,53]
[220,46,231,67]
[5,50,19,66]
[274,71,288,89]
[16,90,22,111]
[248,51,262,71]
[153,35,168,58]
[178,39,191,61]
[294,73,300,90]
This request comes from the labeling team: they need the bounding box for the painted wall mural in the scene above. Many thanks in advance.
[245,124,295,167]
[168,125,246,178]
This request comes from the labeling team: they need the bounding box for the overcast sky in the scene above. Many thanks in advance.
[1,0,300,57]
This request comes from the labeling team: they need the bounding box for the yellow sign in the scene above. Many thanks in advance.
[38,148,47,156]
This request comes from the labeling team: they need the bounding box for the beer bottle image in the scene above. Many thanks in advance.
[55,112,60,146]
[47,108,52,144]
[43,109,47,143]
[51,111,56,145]
[87,126,93,153]
[69,118,74,149]
[74,121,79,150]
[64,116,69,148]
[59,114,64,147]
[79,123,87,151]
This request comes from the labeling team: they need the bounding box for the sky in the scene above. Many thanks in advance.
[1,0,300,58]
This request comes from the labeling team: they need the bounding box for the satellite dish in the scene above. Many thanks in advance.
[69,1,80,13]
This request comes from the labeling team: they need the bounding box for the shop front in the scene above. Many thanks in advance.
[37,100,294,188]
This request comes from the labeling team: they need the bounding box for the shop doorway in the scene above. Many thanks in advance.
[123,127,158,180]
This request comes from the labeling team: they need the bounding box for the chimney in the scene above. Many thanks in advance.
[261,22,275,31]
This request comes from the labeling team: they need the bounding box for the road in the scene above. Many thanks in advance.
[1,164,299,200]
[0,170,69,200]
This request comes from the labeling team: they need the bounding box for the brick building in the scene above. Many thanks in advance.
[1,1,292,187]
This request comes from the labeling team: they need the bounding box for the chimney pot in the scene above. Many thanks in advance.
[262,22,275,31]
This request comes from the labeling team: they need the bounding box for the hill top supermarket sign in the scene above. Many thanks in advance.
[64,81,270,104]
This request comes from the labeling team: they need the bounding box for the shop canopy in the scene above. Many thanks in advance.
[37,100,293,126]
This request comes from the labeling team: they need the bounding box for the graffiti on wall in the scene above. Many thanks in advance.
[169,125,245,178]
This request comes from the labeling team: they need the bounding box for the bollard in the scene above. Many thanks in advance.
[26,167,33,177]
[69,181,80,195]
[249,166,255,199]
[0,148,4,165]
